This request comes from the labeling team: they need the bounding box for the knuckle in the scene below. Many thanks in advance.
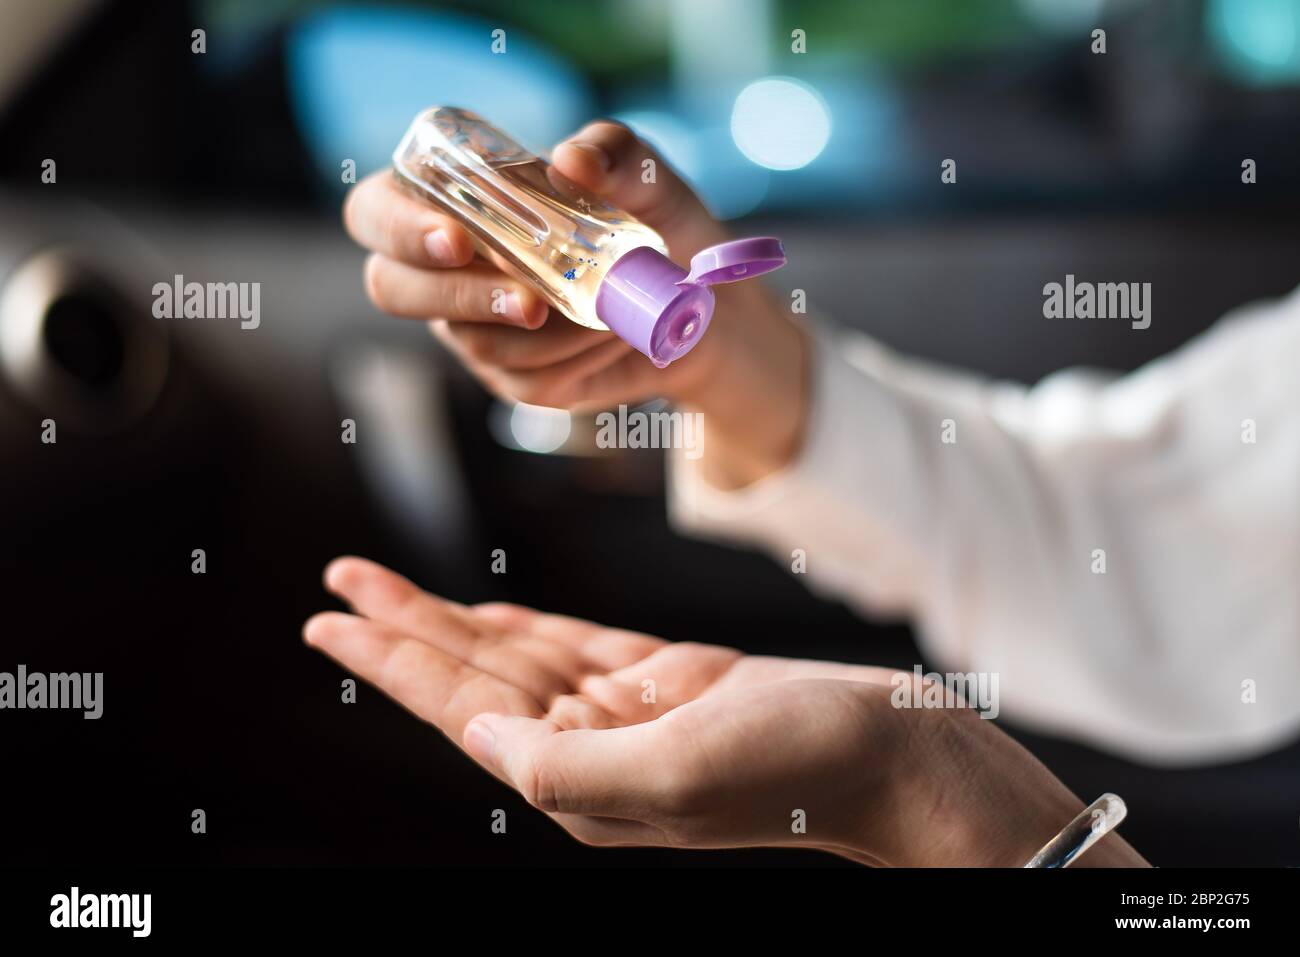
[546,694,604,732]
[377,640,430,708]
[593,119,637,151]
[508,378,542,405]
[450,277,487,320]
[518,757,561,814]
[512,375,567,409]
[474,373,516,405]
[461,329,499,364]
[516,386,552,408]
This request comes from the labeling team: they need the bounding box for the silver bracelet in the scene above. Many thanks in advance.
[1023,793,1127,868]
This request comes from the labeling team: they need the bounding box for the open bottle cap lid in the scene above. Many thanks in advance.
[684,237,786,286]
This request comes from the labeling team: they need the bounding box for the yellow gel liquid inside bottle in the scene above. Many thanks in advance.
[392,107,667,332]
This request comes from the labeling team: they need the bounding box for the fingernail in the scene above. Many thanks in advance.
[464,720,497,764]
[424,229,456,265]
[505,292,541,326]
[505,293,547,328]
[567,140,612,172]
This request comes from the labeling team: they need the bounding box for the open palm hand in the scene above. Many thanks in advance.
[305,556,1139,867]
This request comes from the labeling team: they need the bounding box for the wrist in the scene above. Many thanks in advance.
[841,705,1150,868]
[939,788,1149,868]
[669,286,811,489]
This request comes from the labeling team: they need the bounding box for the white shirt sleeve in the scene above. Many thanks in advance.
[668,290,1300,765]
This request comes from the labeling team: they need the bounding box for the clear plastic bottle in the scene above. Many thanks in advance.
[392,107,785,367]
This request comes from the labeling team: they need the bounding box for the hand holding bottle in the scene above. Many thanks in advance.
[344,120,810,489]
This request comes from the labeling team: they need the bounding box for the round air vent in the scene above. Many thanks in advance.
[0,247,168,432]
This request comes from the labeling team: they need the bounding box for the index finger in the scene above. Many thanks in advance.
[303,611,545,739]
[343,170,477,268]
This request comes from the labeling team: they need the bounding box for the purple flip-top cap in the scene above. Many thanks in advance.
[595,237,786,367]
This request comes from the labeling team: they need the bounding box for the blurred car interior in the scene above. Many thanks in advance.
[2,0,1299,866]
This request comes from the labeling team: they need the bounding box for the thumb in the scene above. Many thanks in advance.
[551,121,727,255]
[464,712,661,818]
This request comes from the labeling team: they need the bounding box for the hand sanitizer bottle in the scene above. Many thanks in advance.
[392,107,786,367]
